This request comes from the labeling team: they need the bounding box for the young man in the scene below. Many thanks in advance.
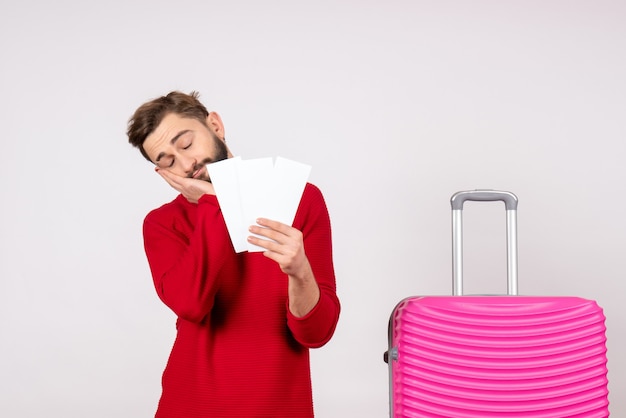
[127,91,341,417]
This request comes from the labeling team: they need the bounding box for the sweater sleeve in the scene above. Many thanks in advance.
[143,194,234,323]
[287,184,341,348]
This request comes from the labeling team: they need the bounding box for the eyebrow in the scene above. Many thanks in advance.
[155,130,191,162]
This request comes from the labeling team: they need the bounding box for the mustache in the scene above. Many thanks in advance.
[187,156,226,179]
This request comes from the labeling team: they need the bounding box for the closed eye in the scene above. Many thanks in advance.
[156,155,175,169]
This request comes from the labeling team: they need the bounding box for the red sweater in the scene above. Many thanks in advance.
[143,183,340,417]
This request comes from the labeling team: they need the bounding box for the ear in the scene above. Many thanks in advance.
[206,112,226,140]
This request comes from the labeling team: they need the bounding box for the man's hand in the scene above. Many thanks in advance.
[157,169,215,203]
[248,218,309,277]
[248,218,320,317]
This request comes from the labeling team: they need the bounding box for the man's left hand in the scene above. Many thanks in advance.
[248,218,309,279]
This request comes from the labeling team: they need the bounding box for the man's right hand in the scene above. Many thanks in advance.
[157,169,215,203]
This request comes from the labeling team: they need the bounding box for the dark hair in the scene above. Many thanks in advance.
[127,91,209,162]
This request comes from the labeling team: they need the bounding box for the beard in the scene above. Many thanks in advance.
[189,134,230,182]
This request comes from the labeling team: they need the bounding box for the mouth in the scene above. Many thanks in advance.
[192,166,206,179]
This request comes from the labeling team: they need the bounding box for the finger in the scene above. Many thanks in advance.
[255,218,291,234]
[249,225,297,247]
[247,235,280,254]
[248,227,296,251]
[157,169,180,189]
[160,172,196,197]
[249,224,277,240]
[159,169,192,189]
[157,168,174,182]
[255,219,303,243]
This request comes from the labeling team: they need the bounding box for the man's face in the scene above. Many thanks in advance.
[143,112,230,181]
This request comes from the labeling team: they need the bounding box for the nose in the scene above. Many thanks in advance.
[180,155,197,176]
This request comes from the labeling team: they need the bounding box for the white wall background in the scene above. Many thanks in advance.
[1,1,624,416]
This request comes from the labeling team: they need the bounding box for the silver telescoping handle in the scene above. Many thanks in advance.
[450,190,519,296]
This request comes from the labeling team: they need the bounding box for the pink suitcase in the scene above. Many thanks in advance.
[385,190,609,417]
